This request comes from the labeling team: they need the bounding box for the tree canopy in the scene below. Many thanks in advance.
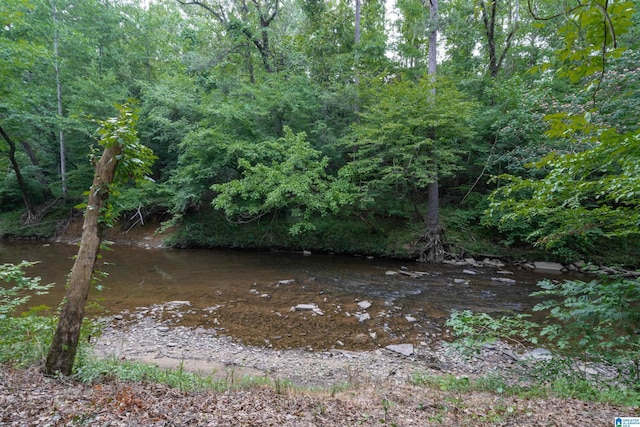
[0,0,638,264]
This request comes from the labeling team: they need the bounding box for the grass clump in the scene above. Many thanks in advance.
[410,371,640,407]
[72,356,276,393]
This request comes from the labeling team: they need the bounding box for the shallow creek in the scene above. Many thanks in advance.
[0,241,579,351]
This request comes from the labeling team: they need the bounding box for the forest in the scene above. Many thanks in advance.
[1,1,640,420]
[1,0,639,266]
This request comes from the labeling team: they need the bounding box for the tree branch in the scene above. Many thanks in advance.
[526,0,585,21]
[176,0,225,23]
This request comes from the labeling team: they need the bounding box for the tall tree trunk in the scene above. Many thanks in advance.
[355,0,361,45]
[52,0,68,199]
[354,0,362,109]
[0,125,36,221]
[420,0,444,263]
[45,143,121,376]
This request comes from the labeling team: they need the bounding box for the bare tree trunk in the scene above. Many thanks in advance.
[420,0,444,263]
[52,0,68,199]
[0,124,36,221]
[45,143,121,376]
[428,0,438,79]
[355,0,361,45]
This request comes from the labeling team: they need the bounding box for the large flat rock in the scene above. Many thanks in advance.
[385,343,414,356]
[533,261,564,271]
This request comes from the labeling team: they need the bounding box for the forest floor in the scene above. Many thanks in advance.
[0,362,631,426]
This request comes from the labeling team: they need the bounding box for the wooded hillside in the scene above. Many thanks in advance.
[1,0,639,265]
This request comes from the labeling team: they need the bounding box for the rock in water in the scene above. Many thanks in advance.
[166,300,190,307]
[292,303,317,311]
[533,261,564,271]
[358,312,371,323]
[491,277,516,284]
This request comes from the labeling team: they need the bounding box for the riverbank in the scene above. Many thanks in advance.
[1,309,634,426]
[3,202,640,268]
[1,242,638,424]
[92,303,510,389]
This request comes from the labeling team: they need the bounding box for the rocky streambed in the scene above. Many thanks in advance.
[94,300,558,390]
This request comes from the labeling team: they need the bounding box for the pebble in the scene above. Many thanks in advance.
[491,277,517,284]
[357,301,372,310]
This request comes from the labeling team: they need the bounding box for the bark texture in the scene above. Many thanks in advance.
[45,143,121,376]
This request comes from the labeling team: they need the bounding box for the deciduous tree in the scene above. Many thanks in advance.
[45,105,155,376]
[485,0,639,257]
[342,76,476,260]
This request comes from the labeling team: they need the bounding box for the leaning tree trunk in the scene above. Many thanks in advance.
[45,142,121,376]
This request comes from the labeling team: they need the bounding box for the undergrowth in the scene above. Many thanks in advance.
[410,371,640,407]
[443,276,640,407]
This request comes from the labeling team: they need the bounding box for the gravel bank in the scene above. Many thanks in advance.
[94,302,527,389]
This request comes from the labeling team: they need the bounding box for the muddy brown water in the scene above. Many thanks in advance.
[0,241,580,351]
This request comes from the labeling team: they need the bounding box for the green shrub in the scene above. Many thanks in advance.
[0,261,53,319]
[532,278,640,386]
[0,314,56,367]
[445,276,640,402]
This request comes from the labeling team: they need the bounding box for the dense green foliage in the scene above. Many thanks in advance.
[0,262,56,367]
[212,128,355,235]
[0,0,638,264]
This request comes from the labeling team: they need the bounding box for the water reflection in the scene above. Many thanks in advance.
[0,241,572,311]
